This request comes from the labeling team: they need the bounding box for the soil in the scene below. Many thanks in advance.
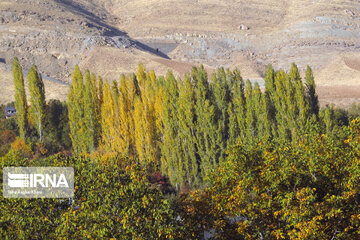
[0,0,359,107]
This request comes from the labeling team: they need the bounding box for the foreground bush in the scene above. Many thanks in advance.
[179,119,360,239]
[0,153,181,239]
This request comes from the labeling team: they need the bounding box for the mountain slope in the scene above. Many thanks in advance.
[0,0,359,106]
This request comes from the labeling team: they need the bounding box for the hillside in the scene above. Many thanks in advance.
[0,0,359,106]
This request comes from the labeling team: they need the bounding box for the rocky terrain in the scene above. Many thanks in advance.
[0,0,359,106]
[0,0,141,80]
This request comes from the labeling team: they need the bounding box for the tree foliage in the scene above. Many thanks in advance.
[28,65,46,142]
[6,60,360,239]
[0,153,181,239]
[12,58,28,139]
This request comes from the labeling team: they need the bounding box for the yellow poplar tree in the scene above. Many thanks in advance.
[133,65,159,171]
[100,81,117,151]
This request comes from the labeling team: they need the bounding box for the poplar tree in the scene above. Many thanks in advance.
[97,76,104,108]
[212,68,231,163]
[134,95,148,165]
[264,65,276,134]
[322,105,336,134]
[264,65,275,95]
[285,65,298,140]
[28,65,46,142]
[193,65,217,184]
[111,80,121,148]
[263,65,276,141]
[292,64,309,138]
[273,70,291,143]
[101,81,117,151]
[68,65,85,154]
[136,63,147,87]
[244,79,256,144]
[118,75,135,157]
[83,70,96,150]
[305,66,319,118]
[260,91,273,142]
[91,74,101,146]
[96,76,104,143]
[133,66,159,171]
[13,58,28,139]
[177,74,199,187]
[252,82,262,140]
[160,71,181,187]
[228,70,246,145]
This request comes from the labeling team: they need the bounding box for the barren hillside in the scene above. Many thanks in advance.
[0,0,359,106]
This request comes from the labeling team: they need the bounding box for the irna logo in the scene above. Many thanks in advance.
[3,167,74,198]
[7,172,69,188]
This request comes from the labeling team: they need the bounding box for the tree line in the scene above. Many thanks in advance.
[66,62,323,189]
[4,58,360,239]
[10,58,71,155]
[12,58,356,190]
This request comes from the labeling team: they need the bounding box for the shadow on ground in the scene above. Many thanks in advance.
[54,0,170,59]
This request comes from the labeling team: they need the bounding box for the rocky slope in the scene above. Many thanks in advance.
[0,0,359,106]
[0,0,161,80]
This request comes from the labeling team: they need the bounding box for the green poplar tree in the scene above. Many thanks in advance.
[264,65,275,95]
[67,65,85,154]
[285,64,299,140]
[273,70,291,143]
[252,82,262,140]
[177,74,199,188]
[91,74,101,146]
[292,64,309,139]
[264,65,277,137]
[193,65,217,185]
[321,105,336,134]
[305,66,319,118]
[12,58,28,139]
[28,65,46,142]
[160,71,181,188]
[212,68,231,164]
[83,70,96,151]
[96,76,104,143]
[228,69,246,145]
[97,76,104,107]
[244,79,256,144]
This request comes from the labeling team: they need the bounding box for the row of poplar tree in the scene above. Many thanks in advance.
[66,62,320,189]
[12,58,46,142]
[9,58,360,239]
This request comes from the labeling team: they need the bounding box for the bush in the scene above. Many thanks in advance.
[0,154,183,239]
[0,130,16,156]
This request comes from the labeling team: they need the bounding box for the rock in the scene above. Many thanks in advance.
[344,9,355,17]
[239,24,249,30]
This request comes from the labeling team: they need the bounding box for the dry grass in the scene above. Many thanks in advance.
[108,0,358,36]
[317,85,360,108]
[79,46,211,80]
[110,0,288,36]
[315,52,360,86]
